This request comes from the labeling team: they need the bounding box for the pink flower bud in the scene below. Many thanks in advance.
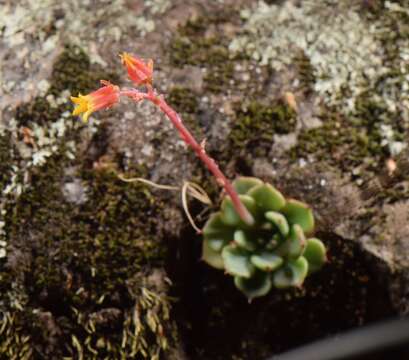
[120,53,153,86]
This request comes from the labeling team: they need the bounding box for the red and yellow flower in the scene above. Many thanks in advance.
[120,52,153,86]
[71,80,120,122]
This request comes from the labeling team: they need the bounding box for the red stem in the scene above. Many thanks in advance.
[121,88,254,225]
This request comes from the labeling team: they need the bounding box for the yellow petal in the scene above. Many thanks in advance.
[70,96,82,104]
[82,110,93,123]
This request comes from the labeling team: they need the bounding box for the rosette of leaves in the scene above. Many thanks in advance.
[202,177,327,300]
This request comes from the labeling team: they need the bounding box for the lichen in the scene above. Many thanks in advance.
[228,0,409,156]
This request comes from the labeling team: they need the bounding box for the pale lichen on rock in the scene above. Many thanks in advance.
[229,0,409,126]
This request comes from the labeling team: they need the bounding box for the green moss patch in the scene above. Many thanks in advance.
[168,10,244,94]
[290,96,404,175]
[2,152,175,358]
[229,101,296,157]
[49,44,120,97]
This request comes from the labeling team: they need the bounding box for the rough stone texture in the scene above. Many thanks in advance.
[1,0,409,359]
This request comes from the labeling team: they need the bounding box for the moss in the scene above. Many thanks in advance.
[203,62,234,94]
[168,11,234,67]
[167,87,199,114]
[294,50,316,94]
[2,150,175,358]
[229,101,297,157]
[15,96,63,127]
[170,36,229,68]
[290,93,405,175]
[168,11,242,94]
[49,44,120,97]
[0,133,14,194]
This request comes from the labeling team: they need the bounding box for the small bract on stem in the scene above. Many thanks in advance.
[71,53,254,226]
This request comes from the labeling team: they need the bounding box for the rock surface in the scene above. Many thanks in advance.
[1,0,408,359]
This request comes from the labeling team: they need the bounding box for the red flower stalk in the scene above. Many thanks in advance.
[71,53,254,226]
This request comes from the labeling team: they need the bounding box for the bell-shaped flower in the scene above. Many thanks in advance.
[71,80,120,122]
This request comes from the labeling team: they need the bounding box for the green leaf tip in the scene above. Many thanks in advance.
[221,195,257,227]
[265,211,289,236]
[234,229,257,251]
[232,177,263,195]
[281,199,315,234]
[276,224,306,259]
[304,238,327,273]
[248,183,286,212]
[250,251,283,272]
[234,272,272,300]
[273,257,309,288]
[203,212,230,237]
[202,239,225,269]
[222,245,254,278]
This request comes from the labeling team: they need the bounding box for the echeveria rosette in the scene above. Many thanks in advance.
[202,177,327,300]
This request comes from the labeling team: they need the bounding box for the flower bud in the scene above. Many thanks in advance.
[120,52,153,86]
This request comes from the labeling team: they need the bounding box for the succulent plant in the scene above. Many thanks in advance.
[202,177,327,300]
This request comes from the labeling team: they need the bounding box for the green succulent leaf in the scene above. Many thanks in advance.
[232,177,263,195]
[206,238,227,252]
[304,238,327,274]
[248,184,286,212]
[265,211,290,236]
[281,199,315,234]
[203,212,234,251]
[234,271,272,300]
[222,245,254,278]
[202,239,225,269]
[203,212,231,237]
[273,257,309,288]
[275,223,306,259]
[234,229,257,251]
[221,195,257,227]
[288,224,306,258]
[250,251,283,272]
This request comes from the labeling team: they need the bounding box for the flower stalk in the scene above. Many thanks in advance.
[71,53,254,225]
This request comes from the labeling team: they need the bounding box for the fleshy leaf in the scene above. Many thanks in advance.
[234,272,272,300]
[203,212,231,237]
[207,238,227,252]
[265,211,289,236]
[234,230,257,251]
[203,212,233,251]
[221,195,257,227]
[304,238,327,273]
[281,199,315,234]
[202,239,224,269]
[250,251,283,272]
[248,184,286,212]
[232,177,263,195]
[275,224,306,259]
[222,245,254,278]
[273,257,309,288]
[289,224,306,258]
